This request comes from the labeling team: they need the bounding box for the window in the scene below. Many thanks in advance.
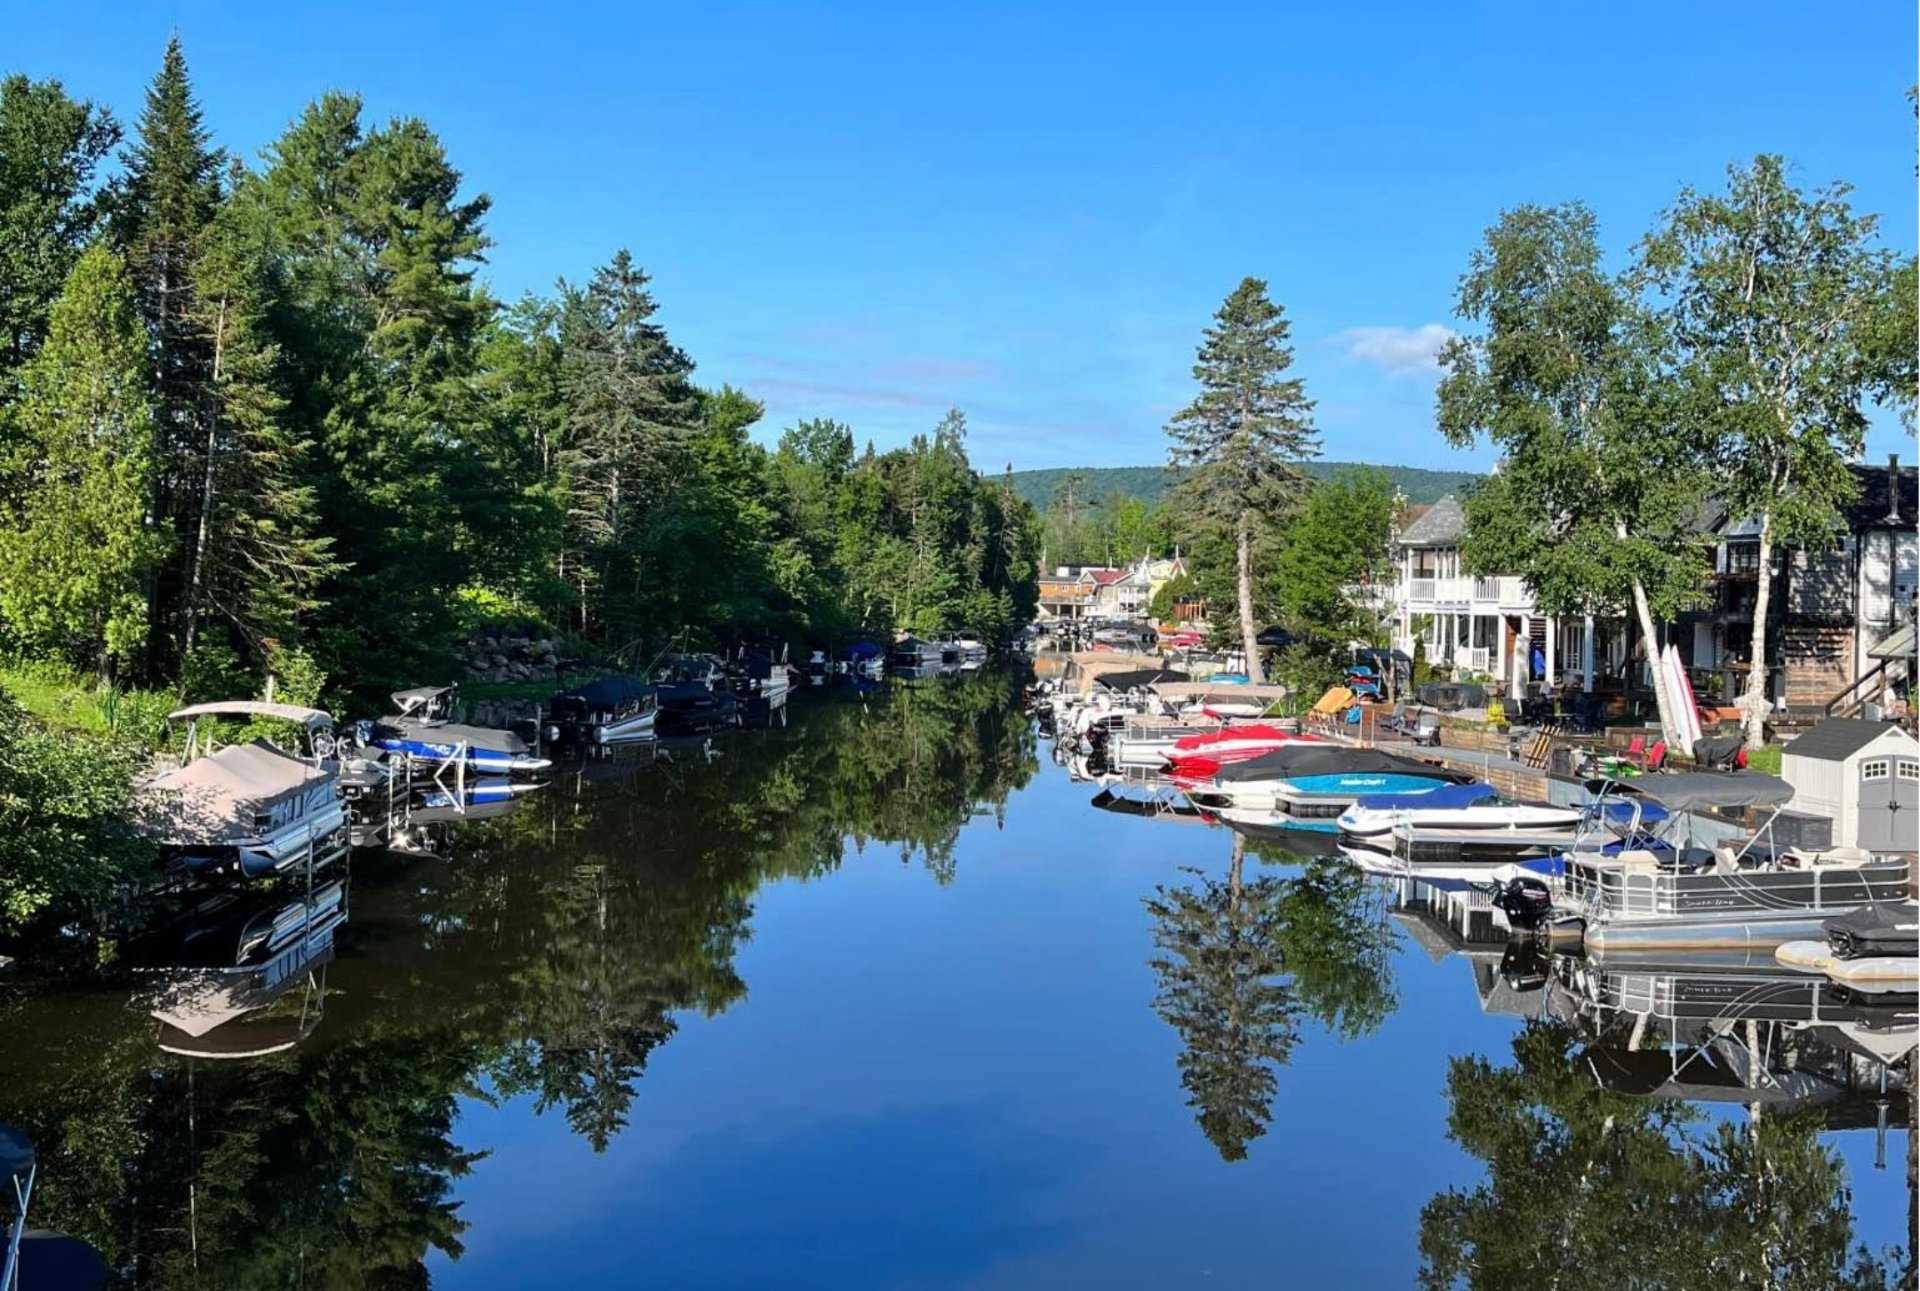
[1899,759,1919,782]
[1862,758,1890,781]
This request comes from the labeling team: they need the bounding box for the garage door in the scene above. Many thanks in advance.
[1857,756,1918,852]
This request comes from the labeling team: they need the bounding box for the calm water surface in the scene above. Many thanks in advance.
[0,670,1911,1288]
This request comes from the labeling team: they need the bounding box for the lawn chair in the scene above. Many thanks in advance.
[1381,701,1408,735]
[1411,710,1441,747]
[1621,733,1647,765]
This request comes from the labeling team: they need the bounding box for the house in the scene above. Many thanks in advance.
[1779,717,1918,851]
[1390,494,1627,692]
[1037,566,1118,622]
[1688,456,1917,716]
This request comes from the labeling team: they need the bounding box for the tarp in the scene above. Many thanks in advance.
[1637,772,1794,813]
[1093,668,1189,691]
[1214,745,1467,785]
[140,741,329,843]
[1823,901,1919,960]
[559,676,655,708]
[1351,782,1497,812]
[1310,686,1355,715]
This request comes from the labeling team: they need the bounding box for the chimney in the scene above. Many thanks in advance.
[1887,453,1903,526]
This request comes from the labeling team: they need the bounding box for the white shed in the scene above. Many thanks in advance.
[1780,718,1920,851]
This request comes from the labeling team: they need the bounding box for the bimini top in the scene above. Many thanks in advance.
[1094,668,1189,691]
[168,701,334,729]
[1216,745,1471,784]
[1635,772,1794,813]
[391,685,454,714]
[140,741,332,843]
[1351,782,1498,812]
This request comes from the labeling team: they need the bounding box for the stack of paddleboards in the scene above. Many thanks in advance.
[1659,643,1702,751]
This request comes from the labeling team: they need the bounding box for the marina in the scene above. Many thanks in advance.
[0,662,1911,1288]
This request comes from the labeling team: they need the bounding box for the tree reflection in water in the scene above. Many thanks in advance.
[1419,1019,1913,1291]
[0,669,1039,1288]
[1144,833,1402,1161]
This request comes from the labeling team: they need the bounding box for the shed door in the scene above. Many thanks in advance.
[1857,756,1917,852]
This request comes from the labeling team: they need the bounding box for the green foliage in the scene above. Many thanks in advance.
[1271,467,1397,642]
[0,686,156,933]
[0,73,119,371]
[0,245,165,677]
[1005,462,1481,512]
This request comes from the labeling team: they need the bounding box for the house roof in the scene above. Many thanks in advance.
[1089,568,1129,586]
[1398,495,1465,547]
[1709,462,1916,538]
[1782,717,1913,763]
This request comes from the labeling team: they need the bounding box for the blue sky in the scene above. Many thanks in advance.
[11,2,1916,470]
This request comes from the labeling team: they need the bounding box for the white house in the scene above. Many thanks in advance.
[1780,717,1919,851]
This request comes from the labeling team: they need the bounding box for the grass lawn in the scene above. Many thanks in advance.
[1749,744,1783,775]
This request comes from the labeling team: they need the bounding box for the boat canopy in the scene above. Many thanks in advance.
[168,701,334,729]
[141,741,331,843]
[1094,668,1189,691]
[391,685,453,714]
[1215,745,1467,784]
[1636,772,1794,813]
[1351,782,1497,812]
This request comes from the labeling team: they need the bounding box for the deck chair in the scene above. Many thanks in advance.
[1621,733,1646,764]
[1643,739,1667,771]
[1411,711,1441,747]
[1381,701,1408,734]
[1520,729,1554,769]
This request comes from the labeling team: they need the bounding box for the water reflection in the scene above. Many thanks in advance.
[0,669,1038,1288]
[1143,837,1401,1161]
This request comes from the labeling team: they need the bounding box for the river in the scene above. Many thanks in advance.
[0,669,1910,1288]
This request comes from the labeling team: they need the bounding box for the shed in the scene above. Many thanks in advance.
[1780,718,1919,851]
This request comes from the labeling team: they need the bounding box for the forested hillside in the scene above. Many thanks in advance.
[0,42,1042,707]
[1006,462,1479,512]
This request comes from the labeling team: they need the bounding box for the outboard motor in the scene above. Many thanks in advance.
[1494,876,1555,931]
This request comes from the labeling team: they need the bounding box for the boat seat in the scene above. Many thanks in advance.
[1613,849,1666,875]
[1657,846,1716,876]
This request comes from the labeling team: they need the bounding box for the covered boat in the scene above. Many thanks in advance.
[545,675,660,745]
[137,703,348,878]
[1182,745,1475,830]
[1337,783,1581,863]
[372,685,550,774]
[1550,773,1912,955]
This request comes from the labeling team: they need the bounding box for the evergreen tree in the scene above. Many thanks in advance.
[178,208,339,660]
[0,246,165,678]
[0,74,119,372]
[1165,278,1319,681]
[115,35,226,669]
[558,249,697,641]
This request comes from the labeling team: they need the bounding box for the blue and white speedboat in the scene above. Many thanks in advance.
[1184,745,1476,831]
[373,686,551,774]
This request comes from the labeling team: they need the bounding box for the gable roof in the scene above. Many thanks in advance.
[1398,495,1465,547]
[1783,717,1913,763]
[1089,568,1130,586]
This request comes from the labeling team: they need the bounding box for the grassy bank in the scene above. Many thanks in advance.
[0,661,178,746]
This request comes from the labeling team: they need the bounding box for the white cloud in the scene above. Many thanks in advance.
[1332,324,1457,377]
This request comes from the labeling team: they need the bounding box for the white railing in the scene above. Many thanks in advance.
[1457,646,1491,674]
[1406,576,1436,603]
[1435,577,1473,605]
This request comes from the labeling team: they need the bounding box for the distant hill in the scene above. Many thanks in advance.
[1003,462,1481,512]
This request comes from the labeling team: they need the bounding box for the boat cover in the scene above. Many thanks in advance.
[1093,668,1189,691]
[1214,745,1466,785]
[559,676,655,708]
[140,741,330,843]
[382,716,531,755]
[1823,902,1919,960]
[1638,772,1794,813]
[1351,783,1498,812]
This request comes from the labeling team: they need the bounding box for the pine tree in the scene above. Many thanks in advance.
[558,250,696,639]
[1165,278,1318,682]
[0,246,165,679]
[116,37,226,669]
[178,211,339,661]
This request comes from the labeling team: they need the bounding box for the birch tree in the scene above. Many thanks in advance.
[1638,157,1899,747]
[1165,278,1318,682]
[1437,203,1712,745]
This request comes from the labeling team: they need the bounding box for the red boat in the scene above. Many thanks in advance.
[1164,725,1319,785]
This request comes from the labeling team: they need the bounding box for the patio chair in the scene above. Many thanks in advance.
[1411,711,1441,747]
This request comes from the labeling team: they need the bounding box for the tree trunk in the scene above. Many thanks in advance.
[1739,513,1775,749]
[1236,510,1261,683]
[182,296,228,663]
[1629,578,1683,749]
